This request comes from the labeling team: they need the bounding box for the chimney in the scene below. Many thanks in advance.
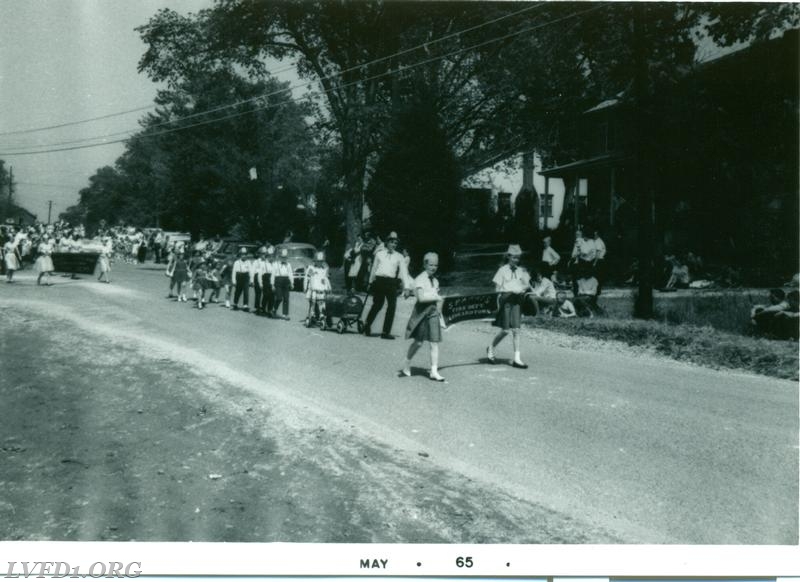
[521,152,534,192]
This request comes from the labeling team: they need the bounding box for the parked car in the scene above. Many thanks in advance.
[213,240,265,264]
[162,231,192,247]
[275,242,317,291]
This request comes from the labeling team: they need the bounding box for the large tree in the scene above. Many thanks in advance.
[139,1,598,244]
[366,98,461,267]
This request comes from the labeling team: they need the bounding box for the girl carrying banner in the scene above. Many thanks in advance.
[401,252,446,382]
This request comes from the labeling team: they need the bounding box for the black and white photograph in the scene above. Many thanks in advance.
[0,0,798,553]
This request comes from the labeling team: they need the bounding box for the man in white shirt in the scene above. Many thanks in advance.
[271,248,294,319]
[592,229,607,296]
[251,247,269,315]
[231,247,252,311]
[364,232,412,339]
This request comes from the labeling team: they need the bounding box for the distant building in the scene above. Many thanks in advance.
[1,203,37,227]
[463,152,566,230]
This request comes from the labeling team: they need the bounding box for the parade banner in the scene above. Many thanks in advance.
[441,292,499,326]
[51,252,100,275]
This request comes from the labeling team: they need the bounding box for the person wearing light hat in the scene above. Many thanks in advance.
[304,251,332,325]
[486,243,531,369]
[271,247,294,319]
[363,231,412,339]
[250,246,269,316]
[231,247,252,311]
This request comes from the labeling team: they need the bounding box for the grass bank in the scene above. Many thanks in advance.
[525,316,798,381]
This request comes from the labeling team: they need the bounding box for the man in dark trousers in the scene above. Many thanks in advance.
[231,247,252,311]
[363,231,412,339]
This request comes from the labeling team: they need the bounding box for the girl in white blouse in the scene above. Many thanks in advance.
[402,252,446,382]
[487,244,531,369]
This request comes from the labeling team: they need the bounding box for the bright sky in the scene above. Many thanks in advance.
[0,0,216,221]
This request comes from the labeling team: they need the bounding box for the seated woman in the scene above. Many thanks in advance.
[663,255,690,290]
[772,290,799,340]
[751,288,789,336]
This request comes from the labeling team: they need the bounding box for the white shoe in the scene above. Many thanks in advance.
[400,367,411,378]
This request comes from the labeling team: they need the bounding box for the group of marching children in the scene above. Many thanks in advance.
[165,244,331,321]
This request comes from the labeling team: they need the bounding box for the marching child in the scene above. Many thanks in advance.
[271,248,294,320]
[97,236,113,283]
[167,248,190,301]
[205,259,221,304]
[192,260,208,309]
[304,251,332,326]
[250,247,268,316]
[261,246,276,316]
[401,252,446,382]
[231,247,252,311]
[219,257,234,308]
[486,244,532,369]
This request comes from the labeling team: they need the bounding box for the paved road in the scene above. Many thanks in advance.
[2,263,797,543]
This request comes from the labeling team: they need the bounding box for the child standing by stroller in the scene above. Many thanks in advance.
[205,259,222,304]
[304,251,332,327]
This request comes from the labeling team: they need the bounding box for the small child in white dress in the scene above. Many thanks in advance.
[304,252,332,325]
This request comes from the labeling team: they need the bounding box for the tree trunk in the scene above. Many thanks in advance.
[633,4,655,319]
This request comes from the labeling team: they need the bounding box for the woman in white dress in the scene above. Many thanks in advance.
[97,237,113,283]
[35,236,55,286]
[3,237,20,283]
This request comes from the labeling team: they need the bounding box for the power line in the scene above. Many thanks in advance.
[0,59,303,138]
[0,4,604,157]
[0,3,544,145]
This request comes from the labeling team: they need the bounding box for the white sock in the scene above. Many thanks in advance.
[514,351,523,363]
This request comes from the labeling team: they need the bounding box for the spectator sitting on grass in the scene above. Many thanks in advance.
[772,289,799,340]
[573,275,603,317]
[529,270,557,315]
[751,288,789,335]
[663,255,690,290]
[551,290,577,318]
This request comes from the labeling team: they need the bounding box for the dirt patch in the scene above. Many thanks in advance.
[0,305,619,543]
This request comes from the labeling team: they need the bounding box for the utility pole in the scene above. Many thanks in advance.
[47,200,53,224]
[7,166,13,205]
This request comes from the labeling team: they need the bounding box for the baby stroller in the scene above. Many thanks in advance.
[325,291,366,334]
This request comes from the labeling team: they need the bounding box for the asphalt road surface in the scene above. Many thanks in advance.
[2,262,797,544]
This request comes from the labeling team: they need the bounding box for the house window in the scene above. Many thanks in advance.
[540,194,554,217]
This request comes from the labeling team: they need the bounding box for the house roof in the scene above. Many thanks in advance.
[540,152,632,177]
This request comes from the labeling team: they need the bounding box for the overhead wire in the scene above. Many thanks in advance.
[0,4,604,157]
[0,2,544,141]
